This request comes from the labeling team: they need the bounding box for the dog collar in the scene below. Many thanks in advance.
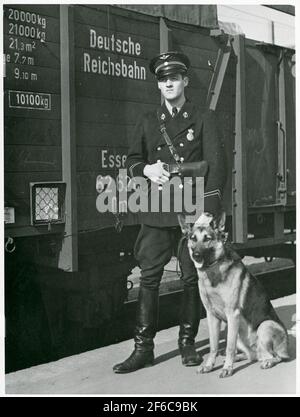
[202,258,221,270]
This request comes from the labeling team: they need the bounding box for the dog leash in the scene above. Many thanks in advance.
[176,234,188,278]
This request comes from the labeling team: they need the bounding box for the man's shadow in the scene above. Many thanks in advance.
[155,303,296,374]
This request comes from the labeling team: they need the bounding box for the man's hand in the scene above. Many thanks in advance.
[143,161,170,185]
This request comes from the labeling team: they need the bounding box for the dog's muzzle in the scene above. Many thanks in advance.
[192,250,201,260]
[191,250,204,268]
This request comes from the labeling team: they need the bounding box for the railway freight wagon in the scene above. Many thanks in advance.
[4,4,296,372]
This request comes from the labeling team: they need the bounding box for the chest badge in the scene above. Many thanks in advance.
[187,128,194,141]
[160,113,166,120]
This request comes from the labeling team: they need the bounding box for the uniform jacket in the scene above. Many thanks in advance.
[126,99,226,227]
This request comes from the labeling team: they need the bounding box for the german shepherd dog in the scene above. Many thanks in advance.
[179,212,289,378]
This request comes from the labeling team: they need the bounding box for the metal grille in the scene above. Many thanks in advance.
[35,187,59,221]
[30,182,66,225]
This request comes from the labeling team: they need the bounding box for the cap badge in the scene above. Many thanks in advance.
[183,112,188,119]
[161,113,166,120]
[160,54,170,60]
[187,129,194,141]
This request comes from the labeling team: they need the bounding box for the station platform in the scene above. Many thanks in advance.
[5,293,297,396]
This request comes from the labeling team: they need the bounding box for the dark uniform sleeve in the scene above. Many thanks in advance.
[126,115,148,178]
[202,110,227,216]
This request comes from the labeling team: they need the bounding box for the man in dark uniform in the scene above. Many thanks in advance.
[113,51,226,373]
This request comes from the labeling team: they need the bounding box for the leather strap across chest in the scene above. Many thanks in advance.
[157,110,181,167]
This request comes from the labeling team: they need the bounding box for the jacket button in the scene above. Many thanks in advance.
[180,157,185,162]
[157,146,161,151]
[179,184,183,189]
[180,143,184,147]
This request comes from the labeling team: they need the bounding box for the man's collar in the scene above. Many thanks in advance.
[164,98,186,115]
[157,98,194,123]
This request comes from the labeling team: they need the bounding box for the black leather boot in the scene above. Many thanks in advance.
[113,287,158,373]
[178,286,202,366]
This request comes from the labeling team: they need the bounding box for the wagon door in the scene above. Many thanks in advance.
[244,40,295,208]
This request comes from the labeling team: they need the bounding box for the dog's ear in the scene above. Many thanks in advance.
[195,212,213,227]
[212,211,226,231]
[217,211,226,232]
[178,214,192,235]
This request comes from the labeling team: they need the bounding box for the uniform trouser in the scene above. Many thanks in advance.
[133,224,201,351]
[134,225,198,289]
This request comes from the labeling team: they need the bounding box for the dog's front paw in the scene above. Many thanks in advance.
[260,359,276,370]
[219,366,234,378]
[197,364,214,374]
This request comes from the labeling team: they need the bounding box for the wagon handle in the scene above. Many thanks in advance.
[276,120,287,185]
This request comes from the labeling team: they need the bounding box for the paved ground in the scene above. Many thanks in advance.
[5,294,297,396]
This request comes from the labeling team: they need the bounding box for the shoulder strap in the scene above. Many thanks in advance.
[157,110,181,166]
